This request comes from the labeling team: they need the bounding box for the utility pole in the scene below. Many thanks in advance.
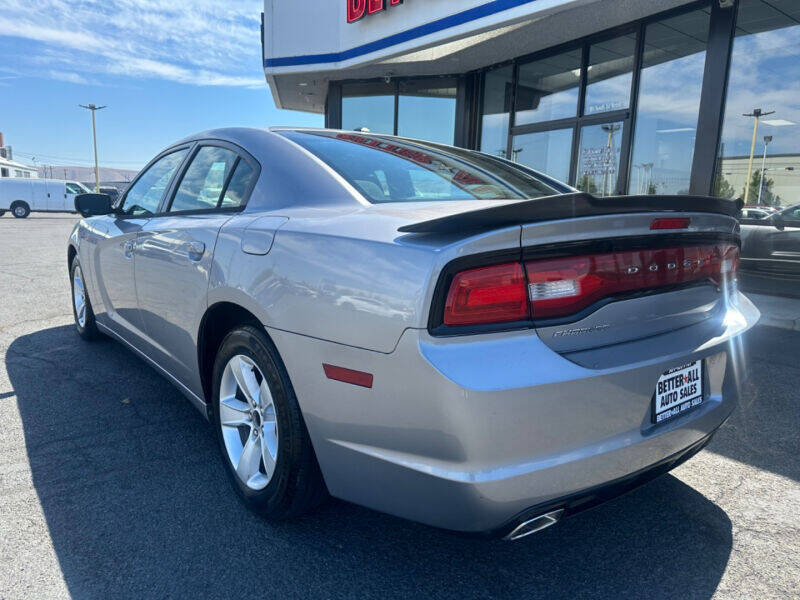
[757,135,772,206]
[742,109,774,204]
[601,123,621,196]
[79,103,106,192]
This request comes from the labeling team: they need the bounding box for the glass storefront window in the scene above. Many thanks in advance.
[511,128,573,184]
[714,0,800,208]
[515,49,582,126]
[342,82,395,134]
[585,34,636,115]
[576,122,624,196]
[398,79,457,145]
[480,66,513,158]
[629,9,710,195]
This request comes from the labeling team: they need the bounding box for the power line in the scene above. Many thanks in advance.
[14,150,142,166]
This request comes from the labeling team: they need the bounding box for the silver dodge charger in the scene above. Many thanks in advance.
[68,128,759,540]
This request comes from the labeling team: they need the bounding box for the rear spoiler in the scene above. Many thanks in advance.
[397,193,743,234]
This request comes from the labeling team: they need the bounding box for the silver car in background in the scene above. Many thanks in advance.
[68,128,759,539]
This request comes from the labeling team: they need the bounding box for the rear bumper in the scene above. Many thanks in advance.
[493,428,717,539]
[270,293,759,533]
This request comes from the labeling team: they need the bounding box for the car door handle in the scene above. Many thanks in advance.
[185,241,206,261]
[123,240,135,259]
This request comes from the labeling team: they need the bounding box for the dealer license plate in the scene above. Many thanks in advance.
[653,361,703,424]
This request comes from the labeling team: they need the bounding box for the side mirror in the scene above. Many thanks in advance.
[770,213,785,231]
[75,193,113,217]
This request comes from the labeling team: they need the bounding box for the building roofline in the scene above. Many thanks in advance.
[264,0,543,68]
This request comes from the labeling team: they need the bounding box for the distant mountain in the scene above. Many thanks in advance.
[37,165,140,183]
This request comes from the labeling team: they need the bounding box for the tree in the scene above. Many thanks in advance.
[712,172,736,199]
[743,169,780,206]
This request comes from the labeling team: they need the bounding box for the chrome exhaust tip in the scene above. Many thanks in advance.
[504,509,564,541]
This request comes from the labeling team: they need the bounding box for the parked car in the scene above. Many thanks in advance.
[740,203,800,297]
[67,128,758,539]
[99,186,121,202]
[740,207,771,220]
[0,178,91,218]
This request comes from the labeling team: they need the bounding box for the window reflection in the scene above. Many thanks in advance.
[283,131,563,204]
[480,66,513,158]
[220,161,256,209]
[577,122,624,196]
[629,9,710,195]
[511,128,573,184]
[170,146,238,212]
[515,49,581,126]
[715,0,800,208]
[585,34,636,115]
[342,82,395,134]
[120,149,188,216]
[397,79,457,145]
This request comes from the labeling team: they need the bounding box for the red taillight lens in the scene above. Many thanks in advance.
[714,244,740,285]
[443,262,529,326]
[525,244,737,319]
[439,243,738,328]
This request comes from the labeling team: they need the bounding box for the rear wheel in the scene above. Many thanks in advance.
[211,325,327,518]
[70,256,100,340]
[11,202,30,219]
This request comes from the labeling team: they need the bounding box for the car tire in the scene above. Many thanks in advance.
[70,256,101,340]
[211,325,327,519]
[11,202,30,219]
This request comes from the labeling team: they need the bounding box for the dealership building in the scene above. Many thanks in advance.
[263,0,799,205]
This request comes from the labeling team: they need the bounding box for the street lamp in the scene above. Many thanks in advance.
[601,123,621,196]
[742,108,775,204]
[79,103,106,192]
[757,135,772,206]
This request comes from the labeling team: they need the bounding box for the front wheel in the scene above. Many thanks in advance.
[211,325,327,519]
[11,202,30,218]
[70,256,100,340]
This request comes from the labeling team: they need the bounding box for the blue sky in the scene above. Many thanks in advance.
[0,0,322,172]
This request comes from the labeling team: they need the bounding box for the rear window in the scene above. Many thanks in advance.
[280,130,567,204]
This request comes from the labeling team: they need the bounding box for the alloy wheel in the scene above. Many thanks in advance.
[73,265,87,327]
[218,355,279,490]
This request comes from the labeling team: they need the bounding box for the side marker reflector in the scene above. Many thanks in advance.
[323,364,374,388]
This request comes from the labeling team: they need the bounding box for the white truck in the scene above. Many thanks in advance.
[0,178,92,218]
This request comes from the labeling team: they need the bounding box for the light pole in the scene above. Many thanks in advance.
[742,109,774,204]
[757,135,772,206]
[79,103,106,192]
[601,123,621,196]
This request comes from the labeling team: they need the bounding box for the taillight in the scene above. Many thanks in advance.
[526,244,736,319]
[438,243,738,330]
[715,244,740,286]
[443,262,529,326]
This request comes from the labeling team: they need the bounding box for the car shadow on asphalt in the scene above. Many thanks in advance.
[705,324,800,482]
[8,325,736,600]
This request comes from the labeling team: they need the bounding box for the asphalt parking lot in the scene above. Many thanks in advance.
[0,214,798,600]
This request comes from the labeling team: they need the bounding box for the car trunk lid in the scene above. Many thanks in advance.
[419,196,741,355]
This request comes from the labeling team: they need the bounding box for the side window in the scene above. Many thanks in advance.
[120,149,188,216]
[66,183,83,194]
[219,160,256,208]
[169,146,238,213]
[782,206,800,225]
